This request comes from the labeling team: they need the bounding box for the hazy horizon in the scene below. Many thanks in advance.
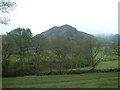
[0,24,119,36]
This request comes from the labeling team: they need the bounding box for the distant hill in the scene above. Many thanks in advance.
[94,33,120,42]
[34,24,94,41]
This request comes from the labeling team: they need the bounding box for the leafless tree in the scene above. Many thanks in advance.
[0,0,16,24]
[86,37,105,70]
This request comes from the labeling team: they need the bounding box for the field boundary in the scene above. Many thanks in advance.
[3,68,120,77]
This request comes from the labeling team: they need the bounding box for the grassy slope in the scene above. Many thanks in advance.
[3,72,118,88]
[78,60,118,71]
[96,60,118,70]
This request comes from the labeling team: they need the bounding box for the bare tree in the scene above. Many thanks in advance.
[86,37,105,70]
[0,0,16,24]
[49,35,71,73]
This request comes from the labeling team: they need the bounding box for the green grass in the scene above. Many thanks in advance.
[3,54,119,88]
[96,60,118,70]
[103,55,118,61]
[9,55,20,63]
[3,72,119,88]
[79,60,118,71]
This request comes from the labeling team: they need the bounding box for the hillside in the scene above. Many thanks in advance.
[94,33,120,42]
[34,24,94,41]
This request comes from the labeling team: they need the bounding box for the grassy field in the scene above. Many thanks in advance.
[77,60,118,71]
[3,54,119,88]
[96,60,118,70]
[3,72,118,88]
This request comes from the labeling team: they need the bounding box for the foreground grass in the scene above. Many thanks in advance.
[3,72,118,88]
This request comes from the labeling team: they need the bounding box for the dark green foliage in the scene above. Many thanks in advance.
[7,28,32,60]
[2,25,118,77]
[2,28,33,76]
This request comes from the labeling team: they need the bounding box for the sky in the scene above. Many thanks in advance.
[0,0,119,35]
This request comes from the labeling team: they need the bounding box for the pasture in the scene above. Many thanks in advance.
[3,72,118,88]
[3,51,119,88]
[76,60,118,71]
[3,60,119,88]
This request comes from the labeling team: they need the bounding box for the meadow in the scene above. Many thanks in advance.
[3,72,118,88]
[75,60,118,71]
[3,60,119,88]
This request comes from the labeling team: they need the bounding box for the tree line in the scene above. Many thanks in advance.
[2,28,118,77]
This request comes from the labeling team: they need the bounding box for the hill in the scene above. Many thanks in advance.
[34,24,94,41]
[94,33,120,42]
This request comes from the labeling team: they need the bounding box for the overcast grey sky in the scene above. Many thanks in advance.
[0,0,119,35]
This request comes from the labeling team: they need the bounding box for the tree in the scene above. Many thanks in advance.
[2,28,33,76]
[30,35,49,74]
[0,0,16,24]
[2,33,20,63]
[71,40,91,68]
[49,35,72,73]
[85,37,105,70]
[32,34,48,55]
[6,28,32,63]
[2,34,17,76]
[111,42,120,56]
